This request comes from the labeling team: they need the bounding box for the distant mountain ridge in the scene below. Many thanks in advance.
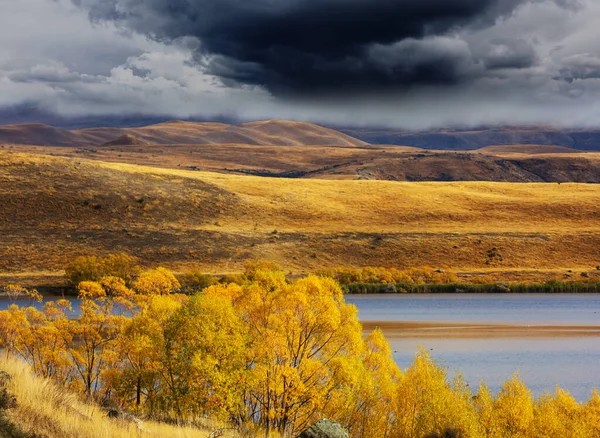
[0,120,367,147]
[338,126,600,151]
[3,119,600,151]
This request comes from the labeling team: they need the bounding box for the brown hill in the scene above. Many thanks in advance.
[477,145,583,154]
[344,150,600,182]
[0,124,83,146]
[102,134,148,146]
[9,143,600,183]
[0,120,368,147]
[1,151,599,286]
[101,134,149,146]
[239,120,367,146]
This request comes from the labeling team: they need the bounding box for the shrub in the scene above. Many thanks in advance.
[65,253,139,285]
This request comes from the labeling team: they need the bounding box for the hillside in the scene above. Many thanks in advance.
[6,143,600,183]
[0,120,367,147]
[101,134,150,146]
[340,126,600,151]
[1,151,599,285]
[477,144,582,154]
[0,124,85,147]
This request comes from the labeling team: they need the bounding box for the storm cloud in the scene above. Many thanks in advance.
[72,0,568,95]
[3,0,600,128]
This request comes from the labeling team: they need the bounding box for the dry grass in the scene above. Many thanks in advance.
[0,355,272,438]
[0,150,599,284]
[477,144,585,155]
[4,142,600,183]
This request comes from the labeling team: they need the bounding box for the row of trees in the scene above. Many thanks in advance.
[2,261,600,437]
[318,266,459,286]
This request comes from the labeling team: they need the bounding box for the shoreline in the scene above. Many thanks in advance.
[362,320,600,339]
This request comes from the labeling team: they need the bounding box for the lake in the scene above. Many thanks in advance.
[3,293,600,400]
[346,293,600,401]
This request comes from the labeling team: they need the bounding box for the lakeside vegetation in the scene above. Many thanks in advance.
[340,281,600,294]
[55,255,600,297]
[318,266,600,294]
[2,259,600,437]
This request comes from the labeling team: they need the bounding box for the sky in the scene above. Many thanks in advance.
[2,0,600,129]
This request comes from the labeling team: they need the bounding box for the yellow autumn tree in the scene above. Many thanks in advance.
[16,302,72,381]
[132,267,181,296]
[533,388,580,437]
[474,382,497,437]
[584,390,600,436]
[0,304,26,353]
[0,295,72,383]
[487,373,534,438]
[152,293,248,421]
[205,271,364,436]
[332,328,401,438]
[66,279,132,399]
[393,348,481,438]
[65,252,139,285]
[113,293,185,413]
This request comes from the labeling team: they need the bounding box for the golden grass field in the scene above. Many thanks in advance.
[0,150,599,287]
[3,142,600,183]
[0,355,269,438]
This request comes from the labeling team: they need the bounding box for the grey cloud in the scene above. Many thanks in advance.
[9,62,102,84]
[556,53,600,82]
[481,38,538,69]
[1,0,600,130]
[72,0,574,95]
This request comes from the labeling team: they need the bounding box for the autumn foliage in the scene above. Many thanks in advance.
[319,266,459,286]
[2,264,600,437]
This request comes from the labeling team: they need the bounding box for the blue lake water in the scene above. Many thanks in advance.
[346,294,600,401]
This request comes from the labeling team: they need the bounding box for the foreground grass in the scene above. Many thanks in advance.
[0,355,267,438]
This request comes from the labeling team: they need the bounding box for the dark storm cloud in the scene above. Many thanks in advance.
[3,0,600,129]
[73,0,569,95]
[366,37,477,87]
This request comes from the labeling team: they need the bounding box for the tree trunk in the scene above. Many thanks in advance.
[136,375,142,406]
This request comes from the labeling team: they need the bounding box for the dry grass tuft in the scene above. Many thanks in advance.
[0,355,274,438]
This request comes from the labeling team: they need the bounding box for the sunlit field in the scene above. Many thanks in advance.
[1,151,599,286]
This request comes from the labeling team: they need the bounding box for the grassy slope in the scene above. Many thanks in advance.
[0,355,256,438]
[4,143,600,183]
[1,150,599,284]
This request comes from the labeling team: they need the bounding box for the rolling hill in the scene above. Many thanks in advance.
[0,124,86,147]
[0,120,367,147]
[6,143,600,183]
[1,151,599,287]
